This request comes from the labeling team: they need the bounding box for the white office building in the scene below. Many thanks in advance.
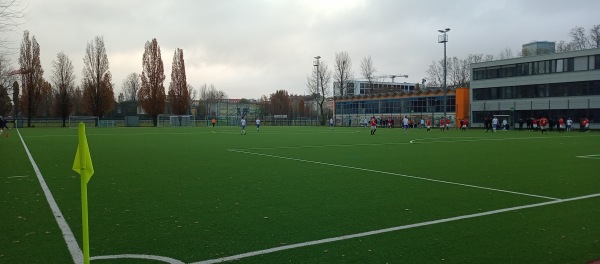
[470,48,600,127]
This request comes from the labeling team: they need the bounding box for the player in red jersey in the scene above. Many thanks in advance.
[539,117,548,134]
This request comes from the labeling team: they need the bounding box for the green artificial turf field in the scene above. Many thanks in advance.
[1,125,599,263]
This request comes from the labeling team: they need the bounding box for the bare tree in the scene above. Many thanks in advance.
[37,79,52,117]
[590,24,600,48]
[18,30,43,127]
[168,48,189,115]
[427,53,491,89]
[199,83,226,117]
[360,56,376,94]
[0,84,10,116]
[0,0,26,52]
[11,80,17,119]
[426,59,443,87]
[306,60,331,125]
[139,38,166,126]
[122,72,140,102]
[51,52,75,127]
[569,26,590,50]
[333,51,353,96]
[555,40,573,53]
[81,36,115,120]
[498,47,514,60]
[0,54,16,89]
[199,83,226,101]
[448,57,461,88]
[187,84,196,115]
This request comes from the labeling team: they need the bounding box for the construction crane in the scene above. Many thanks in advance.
[375,74,408,83]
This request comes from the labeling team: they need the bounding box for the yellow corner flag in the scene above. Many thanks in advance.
[72,122,94,264]
[73,122,94,182]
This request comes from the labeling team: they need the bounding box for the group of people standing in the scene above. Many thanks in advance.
[516,117,590,133]
[482,116,592,133]
[367,116,456,134]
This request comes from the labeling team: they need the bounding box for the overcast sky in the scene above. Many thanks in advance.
[5,0,600,99]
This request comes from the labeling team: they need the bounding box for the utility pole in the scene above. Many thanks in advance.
[438,28,450,119]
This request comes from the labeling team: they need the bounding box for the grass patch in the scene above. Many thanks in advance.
[1,126,599,263]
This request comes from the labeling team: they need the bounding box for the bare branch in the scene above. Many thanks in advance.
[333,51,352,96]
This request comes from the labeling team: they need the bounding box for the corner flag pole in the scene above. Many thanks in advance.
[72,122,94,264]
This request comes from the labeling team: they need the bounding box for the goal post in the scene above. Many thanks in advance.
[68,116,99,128]
[156,114,196,127]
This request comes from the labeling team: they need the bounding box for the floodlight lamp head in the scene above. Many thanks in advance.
[445,28,450,31]
[314,56,321,59]
[438,30,444,33]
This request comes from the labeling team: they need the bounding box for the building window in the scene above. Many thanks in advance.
[539,61,546,74]
[574,56,588,71]
[567,58,575,71]
[589,55,596,70]
[556,59,563,73]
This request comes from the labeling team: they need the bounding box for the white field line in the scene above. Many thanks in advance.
[91,254,185,264]
[576,154,600,160]
[16,129,83,264]
[194,192,600,264]
[234,134,597,151]
[228,149,560,201]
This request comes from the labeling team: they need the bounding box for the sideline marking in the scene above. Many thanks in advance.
[228,149,560,201]
[194,193,600,264]
[576,154,600,160]
[17,129,84,264]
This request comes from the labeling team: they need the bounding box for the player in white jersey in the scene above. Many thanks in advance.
[241,117,246,135]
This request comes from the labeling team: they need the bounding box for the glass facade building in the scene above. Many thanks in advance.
[470,48,600,126]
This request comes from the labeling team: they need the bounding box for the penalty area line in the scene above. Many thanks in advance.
[576,154,600,160]
[227,149,560,201]
[194,193,600,264]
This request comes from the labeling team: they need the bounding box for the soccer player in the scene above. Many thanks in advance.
[211,118,216,129]
[0,117,9,135]
[439,118,445,132]
[240,117,246,135]
[539,116,548,134]
[256,118,260,131]
[558,117,564,133]
[402,116,409,134]
[566,117,573,132]
[582,117,590,132]
[329,117,334,129]
[426,117,432,132]
[492,116,498,132]
[370,116,377,135]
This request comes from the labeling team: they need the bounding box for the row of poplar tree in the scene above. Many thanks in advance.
[10,31,188,127]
